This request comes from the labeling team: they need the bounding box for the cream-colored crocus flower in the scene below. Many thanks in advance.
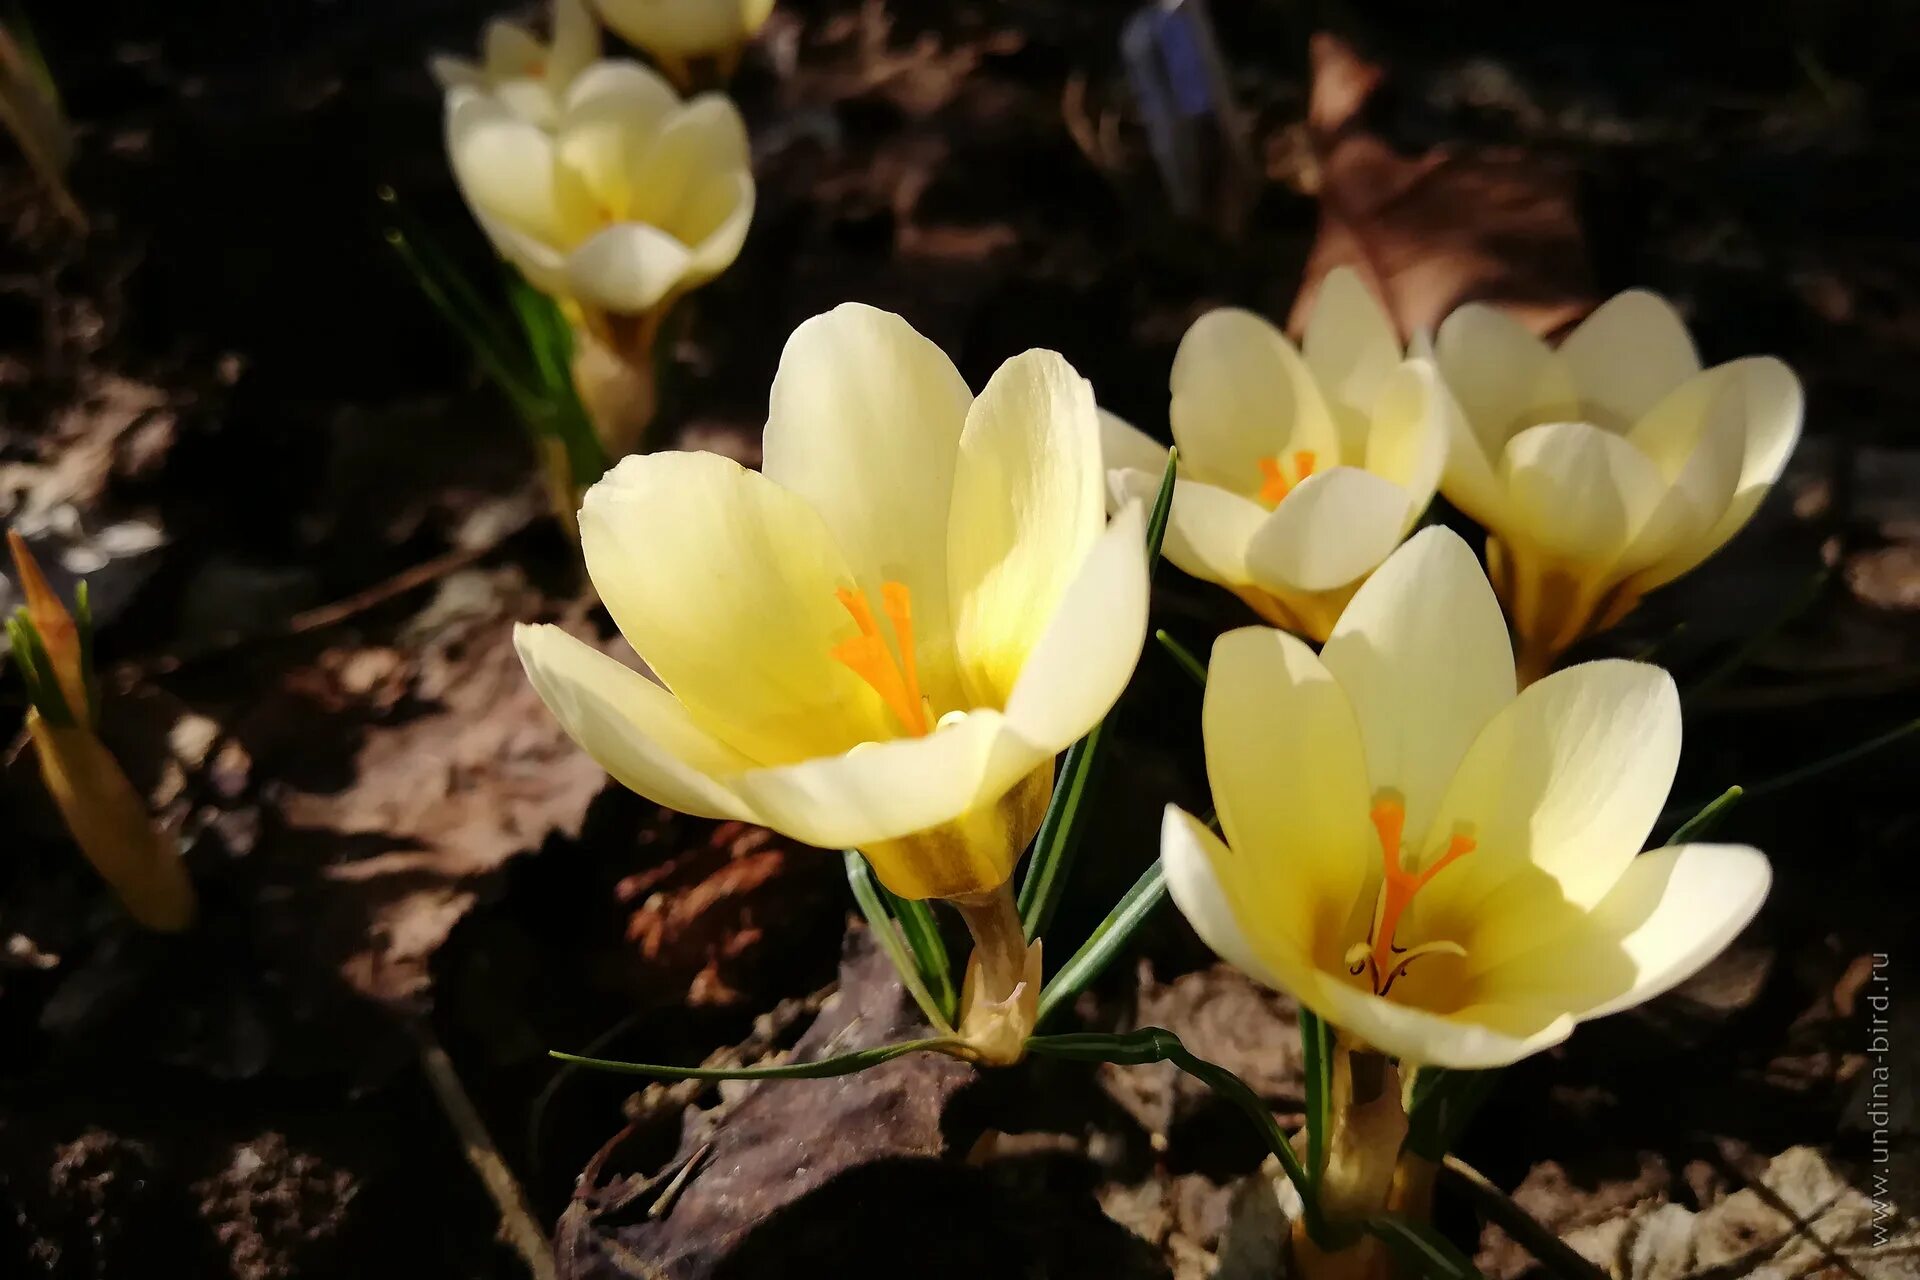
[594,0,774,88]
[1162,526,1770,1070]
[1436,290,1803,683]
[430,0,600,130]
[1101,269,1448,641]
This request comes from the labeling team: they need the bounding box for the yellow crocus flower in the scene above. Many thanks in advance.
[1435,290,1803,682]
[516,303,1150,905]
[593,0,775,87]
[431,0,600,130]
[1162,527,1769,1070]
[1101,268,1448,641]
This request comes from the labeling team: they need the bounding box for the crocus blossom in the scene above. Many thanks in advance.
[1162,526,1770,1069]
[1101,268,1447,641]
[517,304,1150,901]
[430,0,600,130]
[594,0,775,85]
[1435,290,1803,680]
[444,59,753,325]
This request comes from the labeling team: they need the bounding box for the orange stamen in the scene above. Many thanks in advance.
[830,582,930,736]
[1363,795,1474,990]
[1255,450,1319,508]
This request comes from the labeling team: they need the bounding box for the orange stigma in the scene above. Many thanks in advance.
[1354,794,1475,995]
[1256,450,1317,507]
[831,581,929,736]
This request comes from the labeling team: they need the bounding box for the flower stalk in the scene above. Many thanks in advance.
[952,881,1041,1066]
[1291,1039,1408,1280]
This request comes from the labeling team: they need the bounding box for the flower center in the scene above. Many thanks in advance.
[1344,793,1474,997]
[1256,450,1318,508]
[831,581,929,737]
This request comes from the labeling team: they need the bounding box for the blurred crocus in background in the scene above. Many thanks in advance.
[1101,268,1447,641]
[443,59,753,455]
[430,0,599,129]
[594,0,775,88]
[516,304,1150,1063]
[1435,290,1803,683]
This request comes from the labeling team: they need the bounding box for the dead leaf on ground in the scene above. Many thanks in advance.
[1288,33,1593,341]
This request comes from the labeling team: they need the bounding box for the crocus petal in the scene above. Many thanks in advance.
[1320,527,1516,848]
[1109,469,1264,587]
[482,19,546,77]
[679,171,754,278]
[629,94,751,228]
[949,350,1105,708]
[1557,290,1701,430]
[515,622,755,820]
[1309,980,1576,1070]
[1302,267,1403,452]
[548,0,602,84]
[563,223,693,313]
[1360,359,1449,520]
[1433,303,1580,460]
[1500,421,1668,563]
[598,0,772,58]
[1244,466,1412,594]
[1171,308,1341,490]
[445,88,569,241]
[1098,409,1171,477]
[562,58,681,124]
[1001,503,1149,752]
[430,54,484,91]
[1203,627,1376,952]
[1475,843,1771,1022]
[1423,659,1681,919]
[579,451,889,764]
[1161,805,1313,994]
[727,708,1045,852]
[555,65,680,206]
[472,209,569,295]
[761,304,973,711]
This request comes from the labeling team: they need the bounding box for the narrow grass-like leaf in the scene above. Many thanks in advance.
[550,1036,962,1081]
[72,578,96,727]
[1026,1025,1327,1242]
[1664,712,1920,832]
[7,613,72,726]
[1404,1066,1503,1161]
[1018,450,1180,940]
[1363,1214,1487,1280]
[504,276,608,486]
[1666,784,1743,844]
[844,850,955,1035]
[878,880,956,1022]
[1298,1007,1333,1186]
[1035,858,1167,1026]
[1439,1155,1608,1280]
[1154,628,1207,687]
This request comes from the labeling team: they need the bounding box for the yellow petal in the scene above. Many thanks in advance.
[548,0,602,84]
[678,170,754,278]
[1499,420,1667,563]
[482,19,546,78]
[1109,468,1264,588]
[1421,658,1680,921]
[563,223,693,313]
[1160,804,1319,994]
[1557,289,1701,431]
[1097,408,1170,476]
[1244,466,1411,593]
[1171,308,1341,490]
[1308,980,1575,1070]
[561,58,681,124]
[445,88,568,241]
[761,304,973,712]
[628,94,751,229]
[1000,502,1149,751]
[597,0,773,59]
[1360,359,1448,521]
[579,451,889,763]
[514,622,756,820]
[1433,303,1579,459]
[555,65,680,208]
[1320,527,1515,848]
[949,349,1105,708]
[1202,627,1375,954]
[1302,266,1403,455]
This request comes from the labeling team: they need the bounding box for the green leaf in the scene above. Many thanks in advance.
[1663,710,1920,834]
[878,880,956,1022]
[844,850,955,1035]
[6,610,72,726]
[550,1036,962,1081]
[1154,628,1207,687]
[1363,1213,1487,1280]
[1298,1007,1333,1187]
[1666,784,1743,844]
[1026,1026,1327,1243]
[1018,450,1179,941]
[1403,1066,1502,1161]
[1035,857,1167,1026]
[72,577,96,727]
[505,276,608,487]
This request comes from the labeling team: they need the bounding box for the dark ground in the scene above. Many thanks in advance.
[2,2,1915,1276]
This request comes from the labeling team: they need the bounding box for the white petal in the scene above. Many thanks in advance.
[949,350,1106,707]
[430,54,484,91]
[1110,469,1264,587]
[515,622,754,820]
[548,0,602,83]
[728,708,1047,851]
[1202,627,1376,952]
[1360,359,1449,520]
[563,224,694,313]
[761,304,973,711]
[1309,980,1576,1070]
[629,94,752,229]
[445,88,568,241]
[1433,303,1580,459]
[1098,408,1172,476]
[562,59,681,122]
[1302,266,1403,446]
[680,171,754,278]
[1160,805,1305,993]
[1244,466,1412,593]
[1171,308,1341,490]
[472,209,569,295]
[1321,527,1515,846]
[1001,503,1149,751]
[1500,421,1669,563]
[579,451,889,764]
[1422,659,1681,919]
[1558,290,1701,430]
